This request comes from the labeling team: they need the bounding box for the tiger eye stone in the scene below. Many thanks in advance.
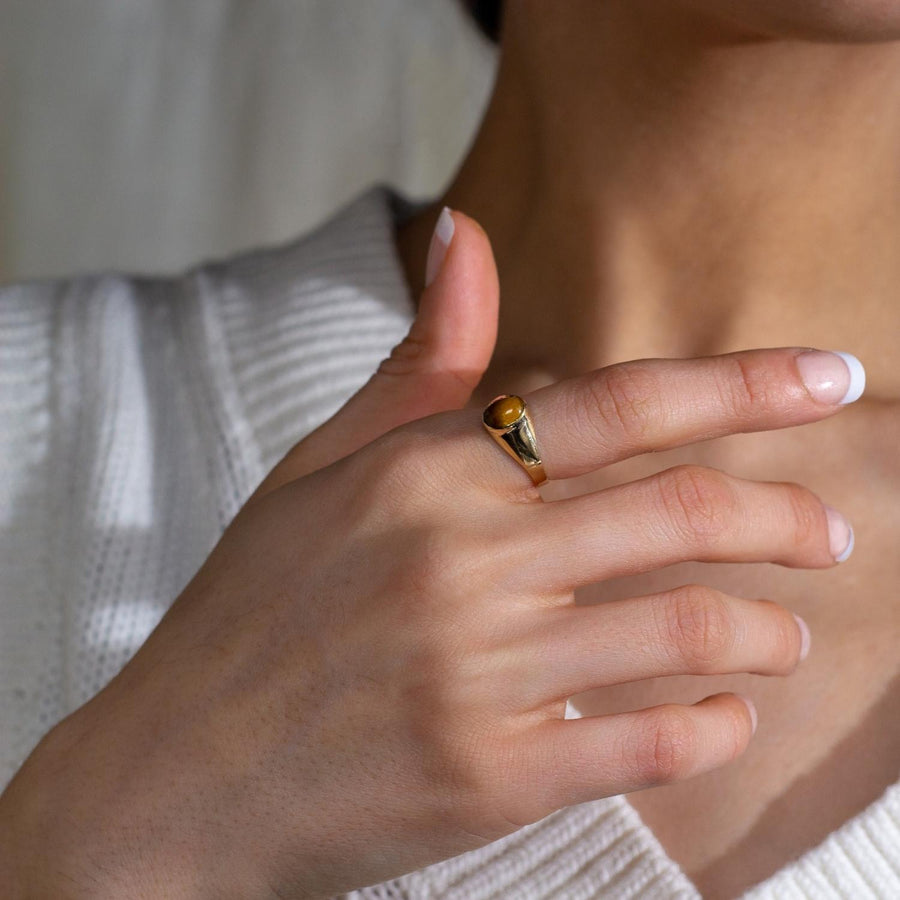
[483,394,525,429]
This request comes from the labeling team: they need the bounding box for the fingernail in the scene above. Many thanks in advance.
[424,207,455,288]
[824,505,855,562]
[735,694,758,735]
[796,350,865,405]
[793,614,811,661]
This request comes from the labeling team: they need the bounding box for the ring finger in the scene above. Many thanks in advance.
[515,463,849,592]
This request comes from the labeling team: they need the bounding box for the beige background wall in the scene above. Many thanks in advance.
[0,0,496,282]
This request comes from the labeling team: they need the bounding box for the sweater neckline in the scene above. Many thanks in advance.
[210,184,900,898]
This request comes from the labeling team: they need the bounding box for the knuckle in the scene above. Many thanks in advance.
[757,599,804,673]
[405,525,472,599]
[723,697,754,760]
[341,421,466,537]
[662,585,736,672]
[780,481,824,553]
[405,648,485,762]
[412,678,518,835]
[586,364,666,445]
[655,465,736,548]
[427,728,498,826]
[479,739,548,833]
[376,332,428,378]
[632,705,698,785]
[720,355,774,422]
[363,424,443,505]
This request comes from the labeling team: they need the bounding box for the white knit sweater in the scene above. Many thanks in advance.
[1,186,898,899]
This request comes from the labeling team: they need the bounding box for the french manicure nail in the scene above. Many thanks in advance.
[796,350,865,405]
[735,694,758,735]
[793,614,811,661]
[424,207,455,288]
[824,505,855,562]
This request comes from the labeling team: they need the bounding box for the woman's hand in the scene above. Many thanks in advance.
[0,211,859,900]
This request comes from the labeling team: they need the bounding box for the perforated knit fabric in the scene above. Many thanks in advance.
[1,186,898,898]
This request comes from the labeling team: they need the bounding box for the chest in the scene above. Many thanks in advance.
[548,409,900,898]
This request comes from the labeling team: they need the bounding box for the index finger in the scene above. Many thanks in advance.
[475,347,864,486]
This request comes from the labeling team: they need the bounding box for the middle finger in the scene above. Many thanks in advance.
[516,464,847,593]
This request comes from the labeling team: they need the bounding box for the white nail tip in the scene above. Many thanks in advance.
[435,206,455,245]
[833,351,866,405]
[835,525,855,563]
[424,207,455,288]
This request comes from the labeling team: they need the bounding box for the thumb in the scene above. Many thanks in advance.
[248,207,500,501]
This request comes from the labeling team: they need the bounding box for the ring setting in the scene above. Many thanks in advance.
[481,394,548,486]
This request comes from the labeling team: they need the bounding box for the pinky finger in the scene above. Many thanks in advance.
[519,693,756,822]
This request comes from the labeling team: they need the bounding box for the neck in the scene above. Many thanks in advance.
[397,0,900,400]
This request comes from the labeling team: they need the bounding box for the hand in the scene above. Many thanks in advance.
[0,210,858,899]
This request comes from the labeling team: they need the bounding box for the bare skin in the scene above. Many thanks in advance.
[2,3,898,898]
[396,1,900,896]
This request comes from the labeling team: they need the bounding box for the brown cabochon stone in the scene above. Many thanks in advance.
[483,394,525,429]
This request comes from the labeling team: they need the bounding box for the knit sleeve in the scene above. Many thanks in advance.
[0,278,62,781]
[0,269,257,786]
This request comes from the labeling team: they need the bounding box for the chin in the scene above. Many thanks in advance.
[687,0,900,42]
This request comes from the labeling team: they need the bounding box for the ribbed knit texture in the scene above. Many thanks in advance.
[1,185,898,898]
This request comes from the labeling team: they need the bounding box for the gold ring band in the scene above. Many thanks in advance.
[481,394,547,486]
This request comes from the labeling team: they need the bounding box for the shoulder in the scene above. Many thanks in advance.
[0,184,419,400]
[192,185,416,368]
[0,184,416,330]
[0,183,420,485]
[191,184,416,329]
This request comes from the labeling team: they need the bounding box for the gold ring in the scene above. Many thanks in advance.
[481,394,547,486]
